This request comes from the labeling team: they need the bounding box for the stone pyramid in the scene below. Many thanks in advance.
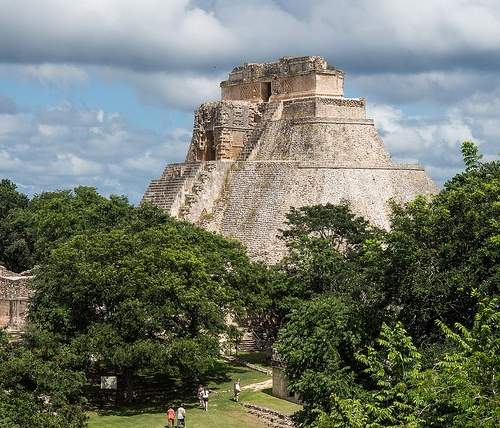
[143,56,437,262]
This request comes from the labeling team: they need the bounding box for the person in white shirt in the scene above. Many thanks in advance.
[233,379,241,402]
[202,388,209,411]
[177,404,186,427]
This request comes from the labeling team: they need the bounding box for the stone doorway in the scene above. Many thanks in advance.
[261,82,271,102]
[206,130,216,160]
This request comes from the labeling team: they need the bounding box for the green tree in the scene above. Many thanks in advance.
[382,151,500,341]
[28,219,254,400]
[276,296,363,424]
[0,179,28,221]
[0,179,31,271]
[0,185,169,272]
[254,204,383,346]
[315,297,500,428]
[461,140,483,170]
[0,330,86,428]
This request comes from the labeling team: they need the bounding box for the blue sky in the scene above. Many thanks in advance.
[0,0,499,203]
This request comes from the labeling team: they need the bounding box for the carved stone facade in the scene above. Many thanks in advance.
[221,56,344,102]
[143,56,438,261]
[186,101,262,161]
[0,265,32,333]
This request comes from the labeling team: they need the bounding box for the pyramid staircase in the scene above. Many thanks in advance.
[237,101,280,161]
[142,162,202,212]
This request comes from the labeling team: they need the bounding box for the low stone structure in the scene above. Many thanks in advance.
[241,402,296,428]
[271,349,301,405]
[143,56,437,262]
[0,265,32,334]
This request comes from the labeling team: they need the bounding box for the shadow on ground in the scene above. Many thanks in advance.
[90,360,249,417]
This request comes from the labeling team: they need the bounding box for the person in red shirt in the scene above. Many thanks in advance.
[167,406,175,428]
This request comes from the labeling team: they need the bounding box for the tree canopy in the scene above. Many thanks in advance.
[273,142,500,426]
[1,141,498,426]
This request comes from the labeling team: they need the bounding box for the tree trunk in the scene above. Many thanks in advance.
[123,368,134,403]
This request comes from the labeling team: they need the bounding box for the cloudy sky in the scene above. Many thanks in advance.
[0,0,499,203]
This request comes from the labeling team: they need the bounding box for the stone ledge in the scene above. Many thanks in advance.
[297,163,425,171]
[241,402,296,428]
[157,160,426,171]
[291,117,374,125]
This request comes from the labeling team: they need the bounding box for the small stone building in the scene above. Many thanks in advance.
[271,349,302,404]
[0,265,32,334]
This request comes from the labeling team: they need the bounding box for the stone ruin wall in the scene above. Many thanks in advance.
[221,56,344,103]
[0,265,32,332]
[153,97,437,261]
[186,101,262,162]
[180,162,435,262]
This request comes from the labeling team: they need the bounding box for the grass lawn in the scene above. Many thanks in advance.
[241,388,302,416]
[88,361,285,428]
[235,351,271,367]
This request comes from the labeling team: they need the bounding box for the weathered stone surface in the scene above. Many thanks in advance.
[142,56,437,262]
[241,402,297,428]
[0,265,32,332]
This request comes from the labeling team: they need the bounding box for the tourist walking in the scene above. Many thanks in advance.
[233,378,241,402]
[177,404,186,427]
[167,406,175,428]
[202,387,210,411]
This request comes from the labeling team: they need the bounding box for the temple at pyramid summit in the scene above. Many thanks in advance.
[143,56,437,261]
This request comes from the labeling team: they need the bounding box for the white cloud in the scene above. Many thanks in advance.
[99,67,223,109]
[1,0,500,73]
[0,102,190,202]
[368,94,499,186]
[349,70,500,105]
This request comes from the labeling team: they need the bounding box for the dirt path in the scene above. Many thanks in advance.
[242,379,273,391]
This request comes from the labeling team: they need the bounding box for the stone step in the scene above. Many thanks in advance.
[241,403,296,428]
[237,102,280,161]
[142,163,203,210]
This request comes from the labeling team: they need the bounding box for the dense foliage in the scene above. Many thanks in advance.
[272,142,499,426]
[29,217,254,397]
[0,330,86,428]
[0,185,148,272]
[315,296,499,427]
[250,204,383,347]
[0,185,258,426]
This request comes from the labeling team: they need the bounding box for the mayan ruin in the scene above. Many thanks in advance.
[0,265,32,336]
[143,56,437,261]
[3,0,500,425]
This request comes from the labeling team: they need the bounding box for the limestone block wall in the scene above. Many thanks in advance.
[315,97,366,119]
[221,82,263,102]
[316,73,344,97]
[272,366,301,404]
[252,120,392,165]
[221,56,345,102]
[178,160,436,262]
[221,72,344,103]
[186,101,261,162]
[181,161,233,225]
[281,97,366,120]
[142,162,203,215]
[0,266,32,330]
